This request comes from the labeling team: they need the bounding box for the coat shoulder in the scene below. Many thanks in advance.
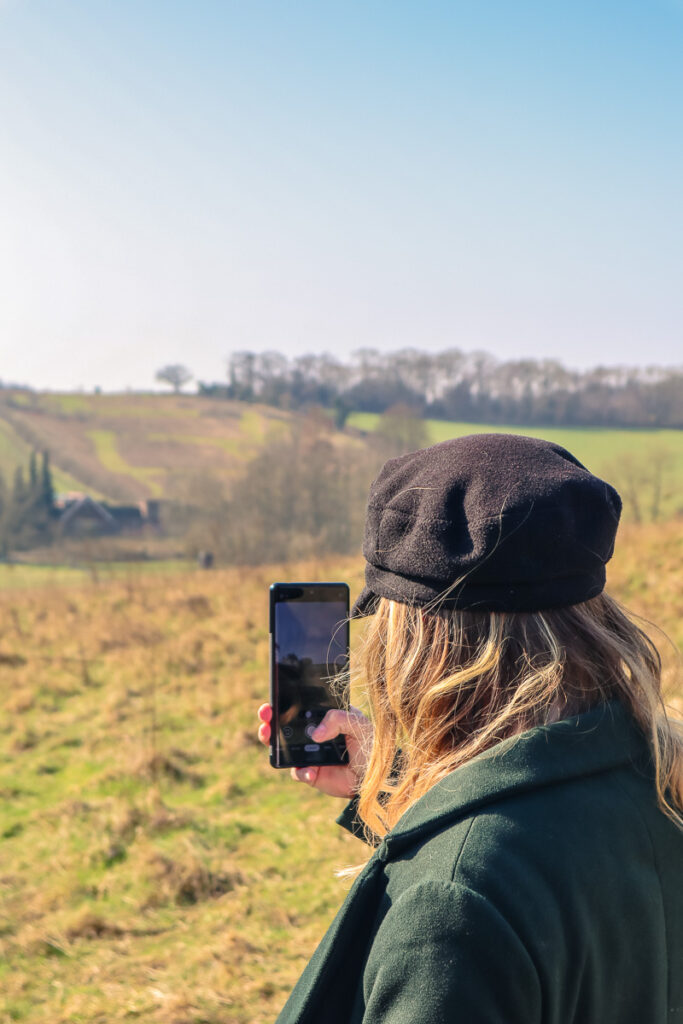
[379,762,677,1022]
[389,761,652,889]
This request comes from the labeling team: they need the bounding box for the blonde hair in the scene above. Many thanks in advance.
[354,592,683,843]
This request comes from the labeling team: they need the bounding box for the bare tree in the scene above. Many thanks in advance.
[648,445,676,522]
[155,365,193,393]
[601,444,677,523]
[373,404,430,458]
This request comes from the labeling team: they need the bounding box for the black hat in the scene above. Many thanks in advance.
[351,433,622,617]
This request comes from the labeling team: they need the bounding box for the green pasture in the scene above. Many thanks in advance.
[0,559,191,590]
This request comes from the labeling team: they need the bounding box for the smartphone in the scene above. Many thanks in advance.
[269,582,350,769]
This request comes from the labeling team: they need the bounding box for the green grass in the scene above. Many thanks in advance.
[87,430,165,497]
[0,560,192,590]
[86,430,132,475]
[49,394,95,415]
[0,563,91,588]
[0,556,369,1023]
[0,532,681,1022]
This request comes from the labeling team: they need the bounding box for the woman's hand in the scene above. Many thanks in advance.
[257,703,373,799]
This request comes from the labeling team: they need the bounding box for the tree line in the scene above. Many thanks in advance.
[0,451,55,555]
[194,349,683,428]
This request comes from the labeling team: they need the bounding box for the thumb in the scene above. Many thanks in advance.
[311,707,368,743]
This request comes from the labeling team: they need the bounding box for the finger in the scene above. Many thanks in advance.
[311,708,368,743]
[258,721,270,744]
[257,703,272,723]
[290,766,319,786]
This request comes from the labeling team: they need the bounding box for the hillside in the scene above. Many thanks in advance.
[0,390,681,521]
[0,391,295,502]
[0,522,681,1024]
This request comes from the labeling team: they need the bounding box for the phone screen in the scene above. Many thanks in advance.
[270,583,349,768]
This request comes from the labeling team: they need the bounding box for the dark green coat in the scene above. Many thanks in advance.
[276,702,683,1023]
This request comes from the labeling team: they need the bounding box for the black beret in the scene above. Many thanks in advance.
[351,433,622,616]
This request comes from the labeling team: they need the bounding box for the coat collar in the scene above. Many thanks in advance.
[379,700,649,862]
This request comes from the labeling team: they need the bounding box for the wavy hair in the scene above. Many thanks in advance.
[354,592,683,843]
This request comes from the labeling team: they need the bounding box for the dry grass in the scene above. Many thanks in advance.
[0,555,367,1023]
[0,527,680,1023]
[0,391,295,502]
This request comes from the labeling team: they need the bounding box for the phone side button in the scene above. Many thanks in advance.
[304,744,320,752]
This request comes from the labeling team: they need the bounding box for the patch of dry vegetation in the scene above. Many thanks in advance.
[0,527,680,1023]
[0,556,366,1023]
[0,391,295,502]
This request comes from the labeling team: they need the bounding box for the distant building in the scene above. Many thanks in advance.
[54,493,161,536]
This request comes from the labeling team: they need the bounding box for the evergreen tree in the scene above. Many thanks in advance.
[12,466,27,508]
[5,467,29,548]
[0,470,7,558]
[29,450,38,492]
[41,451,55,512]
[3,452,56,552]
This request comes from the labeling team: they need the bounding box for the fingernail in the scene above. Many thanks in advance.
[311,726,324,740]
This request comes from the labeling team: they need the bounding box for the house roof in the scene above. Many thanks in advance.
[58,495,117,528]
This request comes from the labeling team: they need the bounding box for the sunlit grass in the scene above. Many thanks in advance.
[0,560,192,590]
[0,555,367,1023]
[0,526,680,1023]
[0,392,294,502]
[87,430,165,497]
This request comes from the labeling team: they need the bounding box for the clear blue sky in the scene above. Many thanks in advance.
[1,0,682,391]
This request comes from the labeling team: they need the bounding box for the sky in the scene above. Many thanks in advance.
[1,0,682,392]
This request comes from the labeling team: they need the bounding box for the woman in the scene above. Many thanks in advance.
[257,433,683,1024]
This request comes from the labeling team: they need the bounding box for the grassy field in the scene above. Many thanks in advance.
[0,392,293,502]
[0,560,192,591]
[0,523,681,1024]
[0,417,95,497]
[1,390,681,517]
